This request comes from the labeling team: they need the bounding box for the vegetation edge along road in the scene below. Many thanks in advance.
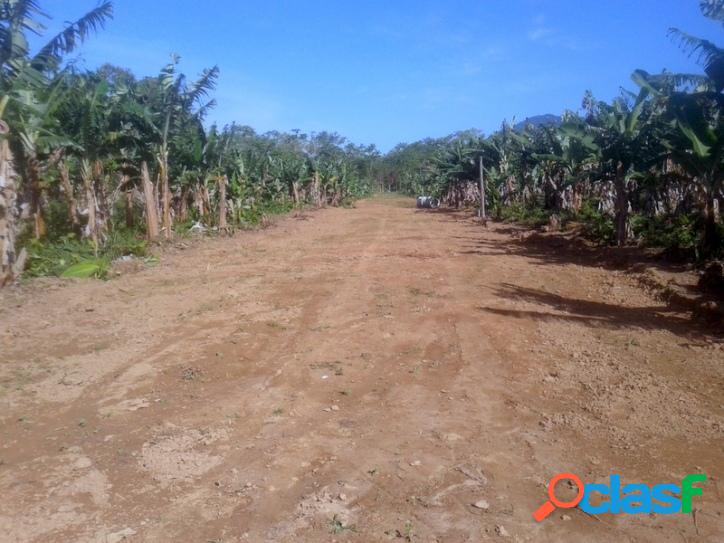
[0,1,723,307]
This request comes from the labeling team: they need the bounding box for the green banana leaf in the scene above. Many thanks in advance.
[60,260,107,279]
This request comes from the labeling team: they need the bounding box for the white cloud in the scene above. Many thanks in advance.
[528,27,556,41]
[526,15,580,51]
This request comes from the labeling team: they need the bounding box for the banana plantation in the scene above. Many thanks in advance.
[0,0,723,286]
[0,1,380,284]
[1,2,723,541]
[382,1,724,260]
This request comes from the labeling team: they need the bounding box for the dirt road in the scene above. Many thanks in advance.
[1,196,722,542]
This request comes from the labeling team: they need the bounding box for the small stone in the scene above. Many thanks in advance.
[561,514,572,521]
[472,499,489,510]
[107,528,136,543]
[409,460,421,466]
[73,457,92,469]
[495,525,509,537]
[330,405,339,411]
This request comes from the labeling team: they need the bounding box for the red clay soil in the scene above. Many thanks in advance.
[0,196,722,542]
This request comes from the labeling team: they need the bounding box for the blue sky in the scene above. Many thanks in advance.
[42,0,721,151]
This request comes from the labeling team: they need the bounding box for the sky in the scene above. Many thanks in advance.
[40,0,723,151]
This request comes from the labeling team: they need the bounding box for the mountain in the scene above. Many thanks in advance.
[513,114,562,131]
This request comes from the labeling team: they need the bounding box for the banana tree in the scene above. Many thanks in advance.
[532,121,601,211]
[0,0,112,283]
[7,81,73,238]
[633,68,723,256]
[57,74,119,247]
[140,57,218,238]
[589,88,663,246]
[665,91,723,256]
[668,0,724,91]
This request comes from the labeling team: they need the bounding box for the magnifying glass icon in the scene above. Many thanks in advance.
[533,472,584,522]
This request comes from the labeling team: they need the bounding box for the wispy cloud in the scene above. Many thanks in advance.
[528,14,555,42]
[526,14,580,51]
[528,27,556,41]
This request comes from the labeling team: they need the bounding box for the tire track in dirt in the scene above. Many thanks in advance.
[1,196,722,542]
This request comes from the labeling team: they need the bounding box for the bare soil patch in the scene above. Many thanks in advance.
[1,196,722,542]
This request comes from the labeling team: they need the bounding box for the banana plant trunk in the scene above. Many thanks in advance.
[81,160,99,251]
[218,175,228,233]
[313,171,322,208]
[292,180,300,206]
[94,161,109,237]
[194,182,205,218]
[0,136,20,286]
[58,160,81,235]
[614,162,629,247]
[160,158,171,239]
[27,156,46,239]
[702,177,721,257]
[178,186,189,223]
[124,186,134,228]
[202,185,211,218]
[120,163,134,228]
[572,182,583,212]
[141,161,160,241]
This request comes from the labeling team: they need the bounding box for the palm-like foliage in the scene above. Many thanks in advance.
[4,0,724,285]
[0,0,112,282]
[669,0,724,90]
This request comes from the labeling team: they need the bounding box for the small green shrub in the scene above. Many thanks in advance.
[25,235,99,278]
[24,229,147,279]
[236,200,294,226]
[571,201,615,245]
[631,213,699,259]
[103,229,148,259]
[499,202,549,227]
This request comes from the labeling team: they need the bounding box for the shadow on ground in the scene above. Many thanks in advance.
[481,282,721,341]
[426,207,721,328]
